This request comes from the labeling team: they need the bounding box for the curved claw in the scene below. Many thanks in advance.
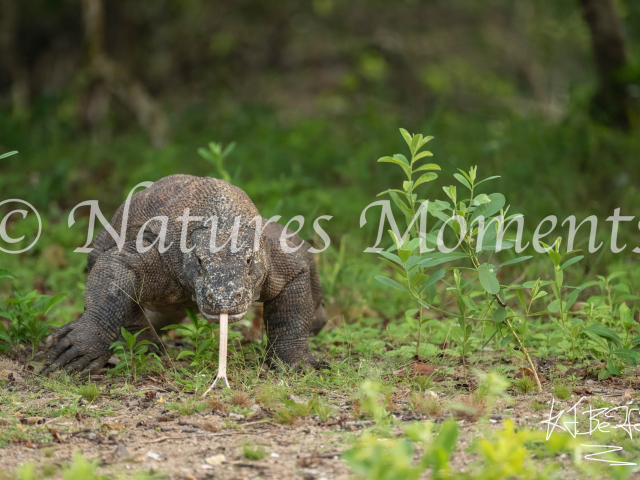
[40,318,112,376]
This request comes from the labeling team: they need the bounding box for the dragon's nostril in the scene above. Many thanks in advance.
[235,292,242,300]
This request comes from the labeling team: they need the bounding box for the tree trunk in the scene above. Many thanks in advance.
[0,0,29,115]
[81,0,169,147]
[579,0,631,129]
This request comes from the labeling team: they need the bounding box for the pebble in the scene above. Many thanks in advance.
[424,391,438,401]
[228,413,244,421]
[205,454,226,466]
[288,394,305,404]
[114,444,130,458]
[146,451,163,461]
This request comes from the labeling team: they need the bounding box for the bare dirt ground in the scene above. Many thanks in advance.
[2,356,640,479]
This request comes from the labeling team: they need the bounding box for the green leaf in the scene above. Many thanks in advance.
[379,250,403,264]
[548,250,561,267]
[493,307,507,324]
[501,334,515,347]
[584,324,622,348]
[411,273,429,290]
[475,175,500,186]
[418,135,434,149]
[378,156,410,177]
[412,172,438,190]
[473,194,491,205]
[607,358,621,376]
[418,253,469,268]
[478,267,500,294]
[0,151,18,160]
[176,350,196,359]
[44,293,67,315]
[374,275,409,293]
[412,151,435,165]
[0,269,16,280]
[419,269,445,292]
[500,256,532,267]
[376,188,406,197]
[469,193,506,224]
[399,128,412,149]
[548,299,561,313]
[560,255,584,271]
[516,289,527,309]
[413,162,440,173]
[410,134,421,156]
[453,173,471,190]
[565,285,586,310]
[398,249,412,263]
[612,349,640,360]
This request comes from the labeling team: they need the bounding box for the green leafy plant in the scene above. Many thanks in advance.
[373,128,544,389]
[342,417,459,480]
[0,270,66,357]
[163,308,241,370]
[198,141,235,182]
[109,327,162,382]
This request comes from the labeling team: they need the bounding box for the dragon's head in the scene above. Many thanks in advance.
[186,225,267,323]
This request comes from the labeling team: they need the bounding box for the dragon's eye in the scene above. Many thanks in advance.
[197,257,202,267]
[247,257,253,266]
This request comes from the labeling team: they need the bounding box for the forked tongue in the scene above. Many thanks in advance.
[202,312,230,396]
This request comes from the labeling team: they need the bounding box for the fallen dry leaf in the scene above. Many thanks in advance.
[102,423,125,431]
[410,363,437,377]
[573,387,593,396]
[48,428,66,443]
[201,421,219,432]
[144,391,157,402]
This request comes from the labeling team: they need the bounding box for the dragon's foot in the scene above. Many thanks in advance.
[41,316,113,376]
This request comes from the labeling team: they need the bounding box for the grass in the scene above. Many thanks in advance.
[530,400,547,412]
[77,382,100,403]
[243,444,267,461]
[552,381,572,400]
[167,399,207,416]
[409,392,442,417]
[514,376,536,395]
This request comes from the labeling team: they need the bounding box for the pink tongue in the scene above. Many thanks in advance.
[217,313,229,382]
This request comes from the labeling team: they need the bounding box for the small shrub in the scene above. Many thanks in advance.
[109,327,162,382]
[231,391,252,408]
[207,396,229,414]
[409,393,442,417]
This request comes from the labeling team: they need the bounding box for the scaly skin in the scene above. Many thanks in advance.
[42,175,327,376]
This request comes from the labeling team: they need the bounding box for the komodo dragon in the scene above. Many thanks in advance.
[42,174,327,378]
